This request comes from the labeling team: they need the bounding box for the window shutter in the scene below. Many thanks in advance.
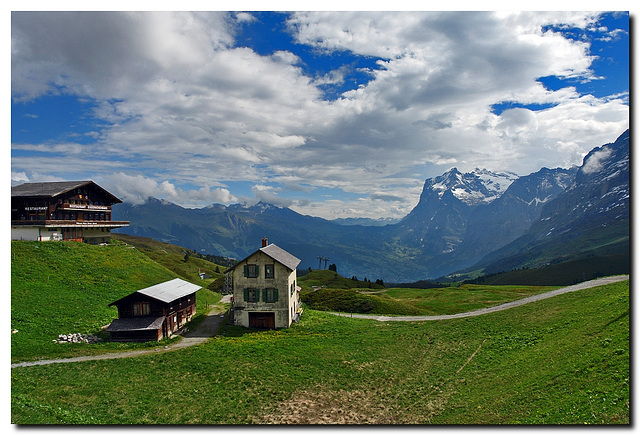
[274,288,279,302]
[263,288,267,302]
[244,288,249,301]
[243,265,248,277]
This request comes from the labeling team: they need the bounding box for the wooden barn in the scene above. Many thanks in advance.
[106,278,201,342]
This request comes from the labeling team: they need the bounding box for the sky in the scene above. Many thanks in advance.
[10,8,630,220]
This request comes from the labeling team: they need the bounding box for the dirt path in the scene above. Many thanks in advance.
[11,295,232,369]
[12,276,629,368]
[330,275,630,322]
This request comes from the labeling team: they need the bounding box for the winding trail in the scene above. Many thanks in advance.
[11,295,232,369]
[12,276,629,368]
[330,275,629,322]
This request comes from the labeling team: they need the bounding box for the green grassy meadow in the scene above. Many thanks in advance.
[300,270,558,316]
[381,284,558,315]
[11,241,629,424]
[11,241,220,362]
[111,233,227,283]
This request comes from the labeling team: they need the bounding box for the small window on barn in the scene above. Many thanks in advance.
[133,302,151,316]
[264,288,279,303]
[265,264,275,279]
[244,264,259,278]
[244,288,260,302]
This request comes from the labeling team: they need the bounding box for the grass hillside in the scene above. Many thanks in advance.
[298,269,385,290]
[12,279,629,424]
[461,252,630,286]
[112,233,227,283]
[472,223,629,282]
[11,241,220,363]
[300,270,557,316]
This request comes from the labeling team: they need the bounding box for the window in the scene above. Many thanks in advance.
[244,264,259,278]
[244,288,260,302]
[265,264,275,279]
[263,288,279,303]
[133,302,150,316]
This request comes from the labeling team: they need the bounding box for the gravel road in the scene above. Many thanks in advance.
[330,275,630,322]
[12,276,628,368]
[11,295,232,369]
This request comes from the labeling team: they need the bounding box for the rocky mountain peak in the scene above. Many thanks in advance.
[425,167,519,207]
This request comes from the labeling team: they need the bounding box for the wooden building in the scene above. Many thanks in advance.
[106,278,201,342]
[11,180,129,244]
[228,238,302,329]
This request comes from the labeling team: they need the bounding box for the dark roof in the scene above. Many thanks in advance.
[105,316,165,332]
[228,243,301,273]
[109,278,201,307]
[11,180,122,203]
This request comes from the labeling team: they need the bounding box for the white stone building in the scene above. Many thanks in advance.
[228,238,301,329]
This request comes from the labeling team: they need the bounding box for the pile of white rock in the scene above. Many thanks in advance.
[54,333,102,344]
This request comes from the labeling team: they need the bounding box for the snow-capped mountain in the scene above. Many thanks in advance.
[396,167,521,258]
[422,166,578,276]
[428,168,519,206]
[534,129,629,236]
[473,129,629,275]
[396,164,579,276]
[113,130,629,282]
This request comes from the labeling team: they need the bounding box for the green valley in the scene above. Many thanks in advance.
[11,240,629,424]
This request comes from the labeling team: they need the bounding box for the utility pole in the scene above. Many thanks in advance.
[317,255,329,269]
[317,256,330,269]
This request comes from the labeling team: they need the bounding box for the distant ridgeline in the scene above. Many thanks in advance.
[113,130,629,283]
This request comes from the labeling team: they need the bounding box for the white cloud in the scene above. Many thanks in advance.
[582,148,613,174]
[235,12,257,24]
[11,171,30,184]
[248,185,294,208]
[102,172,237,206]
[313,66,348,86]
[11,11,629,218]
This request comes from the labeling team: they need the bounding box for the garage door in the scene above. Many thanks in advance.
[249,312,275,329]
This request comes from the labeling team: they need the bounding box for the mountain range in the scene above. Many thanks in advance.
[113,130,630,282]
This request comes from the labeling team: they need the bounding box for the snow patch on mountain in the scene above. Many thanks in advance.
[428,167,519,206]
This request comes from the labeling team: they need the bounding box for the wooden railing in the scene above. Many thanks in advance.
[57,203,111,211]
[11,220,129,227]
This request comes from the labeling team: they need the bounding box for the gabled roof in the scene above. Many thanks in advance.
[110,278,201,306]
[228,243,301,273]
[11,180,122,203]
[259,244,301,271]
[137,278,201,303]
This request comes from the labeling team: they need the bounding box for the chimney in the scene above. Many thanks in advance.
[262,237,268,247]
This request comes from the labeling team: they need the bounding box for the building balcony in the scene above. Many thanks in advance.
[57,203,112,212]
[11,219,129,228]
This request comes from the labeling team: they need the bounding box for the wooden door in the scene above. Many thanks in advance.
[249,312,275,329]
